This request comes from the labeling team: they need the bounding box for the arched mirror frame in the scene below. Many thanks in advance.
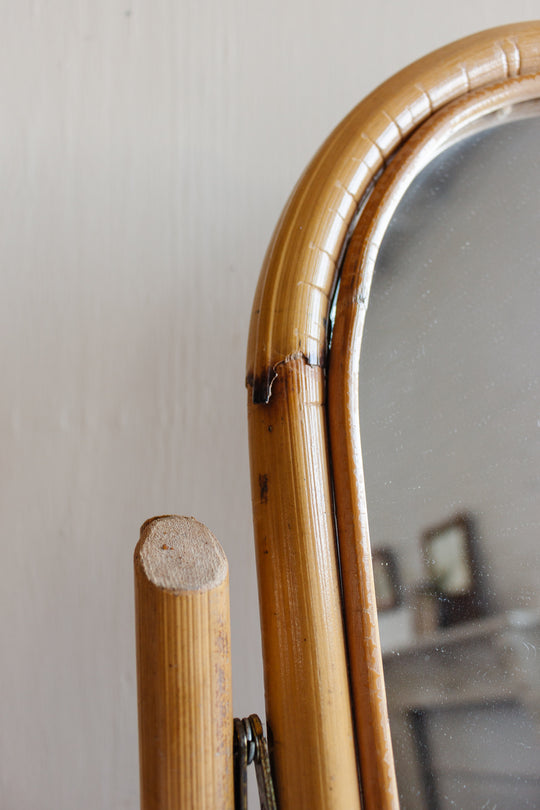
[246,22,540,810]
[329,76,540,809]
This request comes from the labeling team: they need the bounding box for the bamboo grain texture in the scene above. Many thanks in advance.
[134,516,233,810]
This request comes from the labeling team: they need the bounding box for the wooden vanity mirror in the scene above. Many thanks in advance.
[246,22,540,810]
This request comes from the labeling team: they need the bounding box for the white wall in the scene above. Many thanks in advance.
[1,3,538,807]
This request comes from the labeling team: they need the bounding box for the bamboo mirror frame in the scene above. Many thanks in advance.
[246,22,540,810]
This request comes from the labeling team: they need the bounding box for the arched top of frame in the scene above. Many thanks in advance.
[246,21,540,404]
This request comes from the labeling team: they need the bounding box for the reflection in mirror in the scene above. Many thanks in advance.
[359,111,540,808]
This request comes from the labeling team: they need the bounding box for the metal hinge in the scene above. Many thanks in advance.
[233,714,277,810]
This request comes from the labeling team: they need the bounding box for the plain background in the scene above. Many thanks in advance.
[1,3,538,807]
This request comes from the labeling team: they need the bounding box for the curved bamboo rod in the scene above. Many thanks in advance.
[247,22,540,401]
[246,23,540,810]
[328,74,540,810]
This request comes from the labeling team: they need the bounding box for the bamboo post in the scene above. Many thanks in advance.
[247,361,363,810]
[134,515,234,810]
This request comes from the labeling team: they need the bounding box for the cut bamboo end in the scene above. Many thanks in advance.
[137,514,229,592]
[134,515,234,810]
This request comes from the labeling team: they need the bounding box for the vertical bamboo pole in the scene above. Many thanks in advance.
[248,359,363,810]
[134,515,234,810]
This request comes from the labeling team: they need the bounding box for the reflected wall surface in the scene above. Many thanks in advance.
[359,113,540,808]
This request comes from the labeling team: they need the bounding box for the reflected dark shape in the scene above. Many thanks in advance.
[421,512,487,628]
[359,112,540,808]
[372,548,402,612]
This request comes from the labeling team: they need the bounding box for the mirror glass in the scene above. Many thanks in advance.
[359,108,540,808]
